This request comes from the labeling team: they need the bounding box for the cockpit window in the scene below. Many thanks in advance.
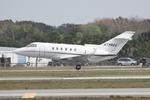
[26,44,37,47]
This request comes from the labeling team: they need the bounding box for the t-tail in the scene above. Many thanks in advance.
[99,31,135,55]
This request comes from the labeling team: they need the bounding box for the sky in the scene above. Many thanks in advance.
[0,0,150,26]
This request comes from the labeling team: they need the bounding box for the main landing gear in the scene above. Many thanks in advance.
[26,62,30,66]
[76,64,81,70]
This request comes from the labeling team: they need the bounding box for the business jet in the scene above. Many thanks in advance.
[14,31,135,70]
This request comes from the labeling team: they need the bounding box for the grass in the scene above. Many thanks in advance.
[1,96,150,100]
[0,66,144,70]
[1,66,150,99]
[0,69,150,77]
[1,66,150,90]
[0,65,144,71]
[0,66,150,77]
[1,79,150,89]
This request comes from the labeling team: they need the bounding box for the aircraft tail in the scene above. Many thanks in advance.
[99,31,135,54]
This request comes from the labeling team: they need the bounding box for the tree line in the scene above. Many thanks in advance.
[0,17,150,59]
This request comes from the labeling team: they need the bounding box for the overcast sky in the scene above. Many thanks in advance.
[0,0,150,26]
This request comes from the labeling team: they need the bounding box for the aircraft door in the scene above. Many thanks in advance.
[39,47,45,58]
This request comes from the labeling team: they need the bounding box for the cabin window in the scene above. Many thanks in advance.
[74,48,77,51]
[70,48,72,51]
[65,48,67,51]
[61,48,63,50]
[56,47,59,50]
[52,47,54,50]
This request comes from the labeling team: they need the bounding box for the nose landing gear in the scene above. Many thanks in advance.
[76,64,81,70]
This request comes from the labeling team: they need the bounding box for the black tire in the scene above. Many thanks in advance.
[131,63,135,66]
[26,62,30,66]
[118,63,122,66]
[76,64,81,70]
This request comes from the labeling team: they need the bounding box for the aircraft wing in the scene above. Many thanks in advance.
[59,54,81,59]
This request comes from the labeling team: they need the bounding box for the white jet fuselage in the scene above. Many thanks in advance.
[14,31,135,63]
[15,43,115,63]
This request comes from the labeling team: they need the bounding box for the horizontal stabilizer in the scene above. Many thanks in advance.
[114,31,135,40]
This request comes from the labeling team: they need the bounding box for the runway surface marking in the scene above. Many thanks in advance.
[21,93,36,98]
[1,88,150,97]
[1,75,150,80]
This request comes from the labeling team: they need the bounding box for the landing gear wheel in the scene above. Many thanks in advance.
[118,63,122,66]
[76,64,81,70]
[131,63,135,66]
[26,62,30,66]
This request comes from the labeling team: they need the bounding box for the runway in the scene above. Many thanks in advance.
[0,88,150,98]
[1,75,150,80]
[0,68,149,72]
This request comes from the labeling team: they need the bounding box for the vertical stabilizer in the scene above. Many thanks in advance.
[99,31,135,54]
